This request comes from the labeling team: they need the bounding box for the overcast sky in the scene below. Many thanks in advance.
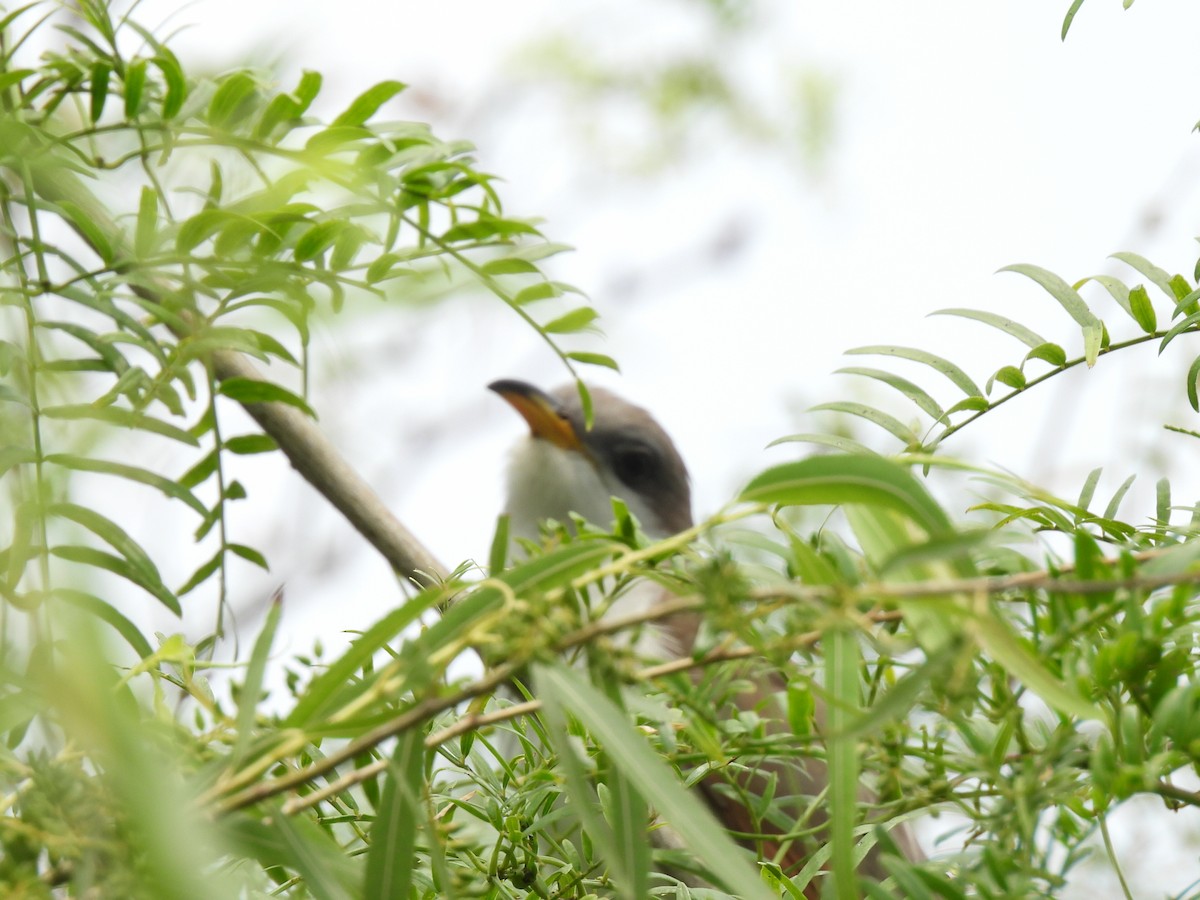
[120,1,1200,891]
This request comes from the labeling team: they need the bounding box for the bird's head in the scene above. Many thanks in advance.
[489,380,692,544]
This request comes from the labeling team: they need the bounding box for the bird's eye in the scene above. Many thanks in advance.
[611,445,657,488]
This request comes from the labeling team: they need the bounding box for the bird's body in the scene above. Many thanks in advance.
[489,379,920,892]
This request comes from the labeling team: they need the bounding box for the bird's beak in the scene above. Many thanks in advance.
[489,379,583,451]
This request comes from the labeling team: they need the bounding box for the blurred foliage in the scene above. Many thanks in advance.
[2,2,1200,900]
[508,0,838,177]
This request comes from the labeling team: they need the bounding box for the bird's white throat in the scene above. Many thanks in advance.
[502,437,668,542]
[501,436,677,658]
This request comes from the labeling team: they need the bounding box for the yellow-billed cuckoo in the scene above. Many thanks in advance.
[489,379,920,891]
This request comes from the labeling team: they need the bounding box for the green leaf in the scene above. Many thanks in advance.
[223,812,359,900]
[1110,251,1177,300]
[153,53,187,119]
[41,403,198,445]
[208,71,259,129]
[225,434,277,455]
[1076,467,1102,512]
[542,307,599,335]
[1024,342,1067,367]
[845,345,982,398]
[46,453,206,515]
[1128,284,1157,333]
[54,588,154,659]
[834,366,947,422]
[740,454,952,537]
[50,545,180,615]
[217,377,316,418]
[513,281,565,305]
[565,351,619,371]
[989,366,1025,391]
[1061,0,1086,39]
[364,729,425,899]
[232,593,281,764]
[766,433,879,455]
[1188,356,1200,412]
[931,308,1046,349]
[809,401,919,446]
[54,199,115,263]
[1102,475,1136,521]
[825,626,860,897]
[285,588,446,728]
[332,80,406,127]
[481,257,539,275]
[968,607,1100,721]
[536,663,775,900]
[1156,311,1200,354]
[123,57,146,118]
[1001,263,1103,365]
[226,543,269,570]
[294,220,345,262]
[89,61,110,122]
[135,186,159,257]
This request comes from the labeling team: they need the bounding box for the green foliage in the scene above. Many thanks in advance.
[3,2,1200,899]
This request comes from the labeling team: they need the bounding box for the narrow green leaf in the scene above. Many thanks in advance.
[217,377,316,418]
[232,593,281,763]
[846,345,983,398]
[1076,468,1102,512]
[123,57,146,118]
[740,454,952,537]
[565,351,620,371]
[1157,477,1171,527]
[208,71,259,128]
[1102,475,1135,521]
[1188,356,1200,412]
[153,53,187,118]
[989,366,1025,390]
[55,199,115,263]
[226,543,269,570]
[536,663,775,900]
[89,61,110,122]
[333,80,406,127]
[1001,263,1102,332]
[364,729,425,899]
[1157,311,1200,354]
[810,401,919,446]
[48,502,163,584]
[1127,285,1157,333]
[969,610,1100,720]
[1024,342,1067,367]
[135,186,159,257]
[513,281,564,305]
[488,515,509,576]
[834,366,947,422]
[46,453,206,515]
[931,308,1046,349]
[54,588,154,659]
[226,434,277,454]
[542,307,599,335]
[825,626,860,900]
[1110,251,1177,300]
[42,403,198,445]
[51,545,181,615]
[1061,0,1086,39]
[766,433,879,455]
[285,588,446,728]
[294,220,345,262]
[482,257,539,275]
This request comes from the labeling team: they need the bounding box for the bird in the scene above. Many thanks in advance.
[489,378,921,894]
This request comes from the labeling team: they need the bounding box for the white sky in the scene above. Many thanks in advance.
[100,0,1200,892]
